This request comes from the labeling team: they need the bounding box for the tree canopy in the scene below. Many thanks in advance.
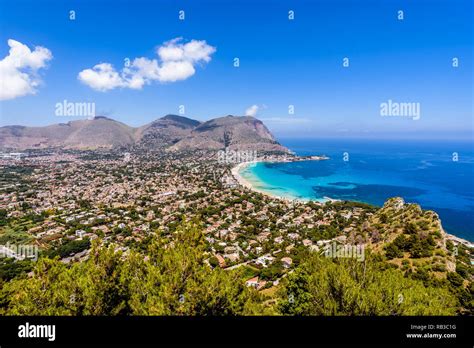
[278,251,458,316]
[0,221,267,315]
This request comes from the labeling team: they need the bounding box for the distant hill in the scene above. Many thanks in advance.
[169,115,289,153]
[0,117,135,149]
[136,114,201,148]
[0,114,289,153]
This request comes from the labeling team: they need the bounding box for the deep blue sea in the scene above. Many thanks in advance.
[240,138,474,241]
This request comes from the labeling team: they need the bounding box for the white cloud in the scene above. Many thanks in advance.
[78,38,216,91]
[245,105,259,117]
[77,63,126,91]
[157,60,195,82]
[0,39,52,100]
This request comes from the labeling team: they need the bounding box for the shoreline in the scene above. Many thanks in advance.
[230,161,306,203]
[231,158,331,204]
[445,233,474,249]
[231,159,474,246]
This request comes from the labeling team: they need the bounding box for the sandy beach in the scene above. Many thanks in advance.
[231,161,273,197]
[231,161,315,203]
[230,161,254,188]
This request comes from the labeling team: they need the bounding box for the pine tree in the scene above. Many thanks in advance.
[1,220,267,315]
[278,251,458,315]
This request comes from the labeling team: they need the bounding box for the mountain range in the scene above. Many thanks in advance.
[0,115,289,153]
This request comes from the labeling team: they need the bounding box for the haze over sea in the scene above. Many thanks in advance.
[239,139,474,242]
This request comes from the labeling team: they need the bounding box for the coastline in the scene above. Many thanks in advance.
[231,159,329,204]
[445,233,474,249]
[231,159,474,246]
[230,161,304,202]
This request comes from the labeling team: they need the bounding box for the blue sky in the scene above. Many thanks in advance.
[0,0,472,139]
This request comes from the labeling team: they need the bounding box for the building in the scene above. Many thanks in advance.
[281,257,293,268]
[245,276,260,288]
[245,276,266,290]
[215,254,226,268]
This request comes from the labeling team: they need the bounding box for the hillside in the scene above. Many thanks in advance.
[0,117,135,150]
[344,197,457,279]
[135,114,201,148]
[0,115,289,153]
[169,115,289,153]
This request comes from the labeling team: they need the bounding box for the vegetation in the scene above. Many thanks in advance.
[0,221,268,315]
[1,219,469,316]
[0,258,33,282]
[384,233,436,259]
[1,159,471,316]
[45,238,91,259]
[278,251,458,315]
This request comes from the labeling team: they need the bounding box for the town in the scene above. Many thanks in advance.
[0,149,375,294]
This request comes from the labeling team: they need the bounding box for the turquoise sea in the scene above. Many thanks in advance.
[239,139,474,241]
